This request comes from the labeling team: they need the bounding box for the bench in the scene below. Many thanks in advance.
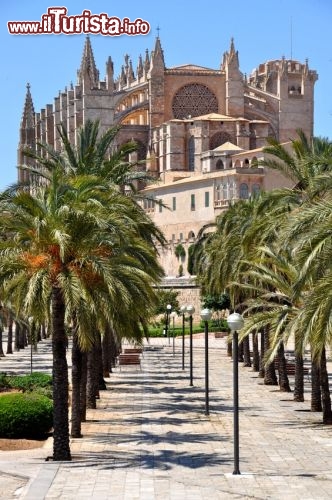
[123,347,143,355]
[274,359,310,377]
[117,353,141,370]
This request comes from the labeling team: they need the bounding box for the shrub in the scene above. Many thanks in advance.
[7,372,52,394]
[174,243,186,259]
[0,392,53,438]
[199,318,230,332]
[0,372,10,390]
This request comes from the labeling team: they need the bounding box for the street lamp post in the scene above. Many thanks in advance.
[28,317,34,374]
[180,305,186,370]
[227,312,245,476]
[200,308,212,415]
[170,311,177,356]
[186,305,195,386]
[165,304,172,345]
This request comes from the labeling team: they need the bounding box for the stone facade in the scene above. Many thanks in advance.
[17,36,318,294]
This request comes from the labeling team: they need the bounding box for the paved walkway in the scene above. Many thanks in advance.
[1,335,332,499]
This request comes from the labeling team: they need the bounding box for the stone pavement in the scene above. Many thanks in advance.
[1,334,332,499]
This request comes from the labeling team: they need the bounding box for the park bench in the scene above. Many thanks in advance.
[117,353,141,371]
[274,358,310,379]
[123,347,143,355]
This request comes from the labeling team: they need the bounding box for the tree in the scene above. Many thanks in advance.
[21,119,166,440]
[0,170,164,459]
[154,289,180,316]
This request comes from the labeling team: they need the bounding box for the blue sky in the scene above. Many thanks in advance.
[1,0,331,190]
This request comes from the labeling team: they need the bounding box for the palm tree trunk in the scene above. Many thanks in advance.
[41,323,47,339]
[80,352,87,422]
[6,314,13,354]
[96,332,106,390]
[276,342,291,392]
[37,325,42,342]
[238,340,244,362]
[259,330,265,378]
[70,326,83,438]
[311,359,322,412]
[23,325,28,347]
[227,333,232,357]
[102,326,111,377]
[319,347,332,424]
[264,328,278,385]
[243,336,251,367]
[18,323,26,349]
[51,286,71,461]
[14,321,20,351]
[86,344,99,409]
[0,327,5,357]
[110,328,120,368]
[293,353,304,402]
[252,331,259,372]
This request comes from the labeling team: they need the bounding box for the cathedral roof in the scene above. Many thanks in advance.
[189,113,237,121]
[213,142,243,152]
[169,63,215,71]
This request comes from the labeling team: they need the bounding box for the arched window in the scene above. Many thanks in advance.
[252,184,260,197]
[240,183,249,199]
[216,159,224,170]
[188,136,195,171]
[223,183,227,200]
[188,230,195,240]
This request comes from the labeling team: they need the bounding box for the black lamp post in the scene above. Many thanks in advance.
[28,316,34,374]
[227,312,245,476]
[180,305,186,370]
[186,305,195,386]
[170,311,176,356]
[165,304,172,345]
[200,308,212,415]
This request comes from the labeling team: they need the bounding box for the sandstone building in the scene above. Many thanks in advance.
[18,36,318,289]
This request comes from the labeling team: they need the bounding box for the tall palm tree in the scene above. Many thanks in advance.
[240,246,302,395]
[285,195,332,423]
[260,131,332,195]
[0,169,164,459]
[20,119,166,440]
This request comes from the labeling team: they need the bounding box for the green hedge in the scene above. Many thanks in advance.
[0,392,53,438]
[8,372,52,392]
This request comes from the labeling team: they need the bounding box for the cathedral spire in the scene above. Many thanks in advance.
[228,37,239,68]
[137,54,144,79]
[21,83,35,129]
[151,36,165,67]
[127,59,135,83]
[144,49,150,74]
[106,56,114,91]
[18,83,36,184]
[149,37,165,76]
[78,35,99,87]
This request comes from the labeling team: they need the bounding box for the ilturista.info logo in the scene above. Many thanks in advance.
[7,7,150,36]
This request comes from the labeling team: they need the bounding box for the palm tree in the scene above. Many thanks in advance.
[285,195,332,423]
[20,119,166,440]
[0,168,164,459]
[260,131,332,195]
[240,246,303,395]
